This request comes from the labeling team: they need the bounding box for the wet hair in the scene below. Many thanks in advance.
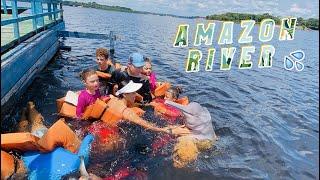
[80,69,97,81]
[167,86,183,99]
[96,48,109,59]
[144,57,151,63]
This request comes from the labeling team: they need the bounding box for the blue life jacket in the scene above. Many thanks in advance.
[22,134,94,180]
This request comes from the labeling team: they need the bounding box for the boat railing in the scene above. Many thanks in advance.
[1,0,64,54]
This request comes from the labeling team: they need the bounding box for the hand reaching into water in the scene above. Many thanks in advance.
[164,125,191,136]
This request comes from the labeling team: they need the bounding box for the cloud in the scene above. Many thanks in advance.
[197,2,206,8]
[233,0,242,5]
[290,3,311,13]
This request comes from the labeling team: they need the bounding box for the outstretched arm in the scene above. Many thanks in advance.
[122,108,166,133]
[122,108,191,136]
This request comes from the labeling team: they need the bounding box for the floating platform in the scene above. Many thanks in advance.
[1,21,65,113]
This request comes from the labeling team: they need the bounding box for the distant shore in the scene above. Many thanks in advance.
[210,20,313,31]
[62,1,202,19]
[206,13,318,30]
[63,1,318,31]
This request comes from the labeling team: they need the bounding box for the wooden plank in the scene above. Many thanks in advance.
[58,30,110,40]
[1,30,56,98]
[52,3,57,20]
[1,0,8,14]
[31,0,37,30]
[1,40,59,106]
[47,3,52,20]
[16,0,62,3]
[35,1,44,27]
[1,9,63,26]
[11,0,20,39]
[1,19,64,54]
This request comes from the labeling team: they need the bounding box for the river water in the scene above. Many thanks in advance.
[2,6,319,180]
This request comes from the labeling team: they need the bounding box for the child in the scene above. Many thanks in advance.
[143,57,157,93]
[151,86,184,121]
[164,86,183,102]
[76,69,101,118]
[95,48,115,74]
[95,48,115,96]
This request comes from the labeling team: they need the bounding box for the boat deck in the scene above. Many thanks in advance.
[1,14,57,46]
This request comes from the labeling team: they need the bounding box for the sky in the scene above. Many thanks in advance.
[75,0,319,18]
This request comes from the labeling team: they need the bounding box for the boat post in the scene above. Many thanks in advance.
[109,31,115,64]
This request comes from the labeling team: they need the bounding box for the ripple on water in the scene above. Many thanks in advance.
[1,7,319,180]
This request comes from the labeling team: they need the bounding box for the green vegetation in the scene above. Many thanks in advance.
[62,1,200,19]
[206,13,318,30]
[206,13,281,24]
[62,1,132,12]
[62,2,319,30]
[297,17,319,30]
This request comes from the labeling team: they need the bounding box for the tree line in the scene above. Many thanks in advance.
[62,1,200,19]
[62,2,319,30]
[206,13,318,30]
[62,1,133,12]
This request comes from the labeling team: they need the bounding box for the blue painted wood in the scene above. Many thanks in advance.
[47,3,52,20]
[52,3,57,20]
[59,2,63,20]
[2,31,48,61]
[1,20,65,56]
[1,41,59,105]
[16,0,61,3]
[11,0,20,39]
[58,31,110,39]
[1,39,60,106]
[1,19,64,54]
[35,1,44,27]
[1,30,57,99]
[1,9,63,26]
[31,0,37,30]
[1,20,64,109]
[2,0,8,14]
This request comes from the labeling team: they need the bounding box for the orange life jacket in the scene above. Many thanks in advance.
[1,119,81,154]
[1,133,40,152]
[96,71,111,79]
[57,97,77,118]
[175,96,189,105]
[57,93,144,122]
[100,98,126,126]
[37,119,81,153]
[154,82,171,97]
[1,151,15,179]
